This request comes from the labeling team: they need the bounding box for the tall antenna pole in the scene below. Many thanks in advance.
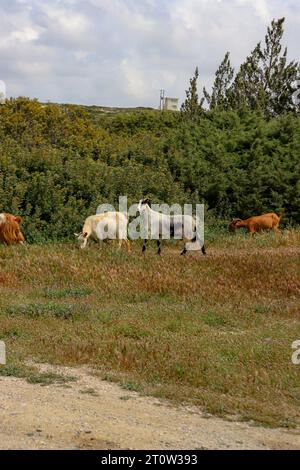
[159,89,165,111]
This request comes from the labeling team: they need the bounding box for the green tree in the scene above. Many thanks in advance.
[203,52,235,110]
[181,67,204,120]
[230,18,300,117]
[229,44,264,112]
[261,18,299,116]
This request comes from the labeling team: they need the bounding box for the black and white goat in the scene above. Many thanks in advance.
[137,199,206,256]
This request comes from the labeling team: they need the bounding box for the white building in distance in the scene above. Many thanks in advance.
[163,97,179,111]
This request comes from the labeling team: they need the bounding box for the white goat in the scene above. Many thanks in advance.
[137,199,206,255]
[75,212,130,250]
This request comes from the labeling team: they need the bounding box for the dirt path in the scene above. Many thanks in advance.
[0,364,299,450]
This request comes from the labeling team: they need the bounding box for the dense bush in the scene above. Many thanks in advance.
[0,97,299,241]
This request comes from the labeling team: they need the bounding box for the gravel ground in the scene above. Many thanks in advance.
[0,363,299,450]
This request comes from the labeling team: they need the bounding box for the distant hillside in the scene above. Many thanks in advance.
[42,102,156,126]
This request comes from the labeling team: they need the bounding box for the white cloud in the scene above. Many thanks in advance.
[41,3,88,35]
[10,26,41,42]
[120,58,148,100]
[236,0,271,23]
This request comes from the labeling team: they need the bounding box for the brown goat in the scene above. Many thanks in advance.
[0,213,25,245]
[228,212,282,235]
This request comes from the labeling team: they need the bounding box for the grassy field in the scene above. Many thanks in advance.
[0,230,300,428]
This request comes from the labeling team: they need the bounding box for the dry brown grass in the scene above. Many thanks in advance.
[0,229,300,427]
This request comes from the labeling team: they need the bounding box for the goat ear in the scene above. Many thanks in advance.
[14,216,22,224]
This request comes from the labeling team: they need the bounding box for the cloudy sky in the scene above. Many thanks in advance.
[0,0,299,108]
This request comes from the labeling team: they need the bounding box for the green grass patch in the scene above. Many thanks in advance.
[42,287,93,299]
[0,363,77,386]
[202,311,230,327]
[4,303,76,319]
